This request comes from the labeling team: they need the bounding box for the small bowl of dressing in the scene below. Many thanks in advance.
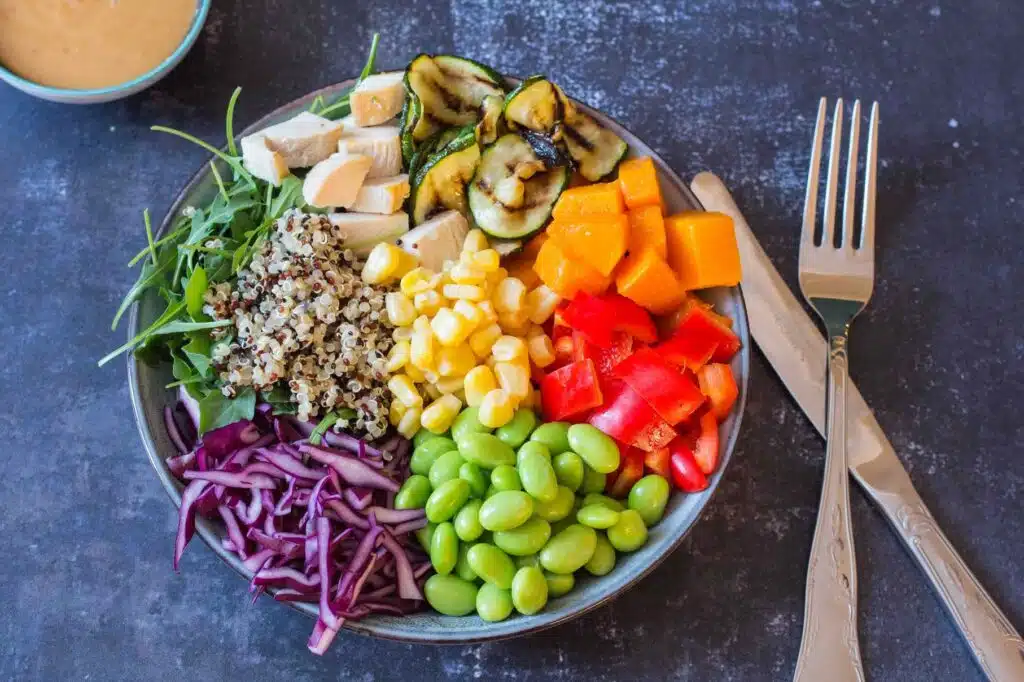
[0,0,211,104]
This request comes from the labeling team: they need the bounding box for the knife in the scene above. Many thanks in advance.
[690,171,1024,682]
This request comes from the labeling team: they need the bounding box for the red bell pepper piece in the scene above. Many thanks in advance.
[668,436,709,492]
[688,412,721,475]
[643,447,671,478]
[697,363,739,420]
[613,347,706,425]
[552,335,576,368]
[573,331,633,382]
[541,359,604,421]
[588,381,676,452]
[606,446,646,499]
[561,292,658,348]
[657,305,741,369]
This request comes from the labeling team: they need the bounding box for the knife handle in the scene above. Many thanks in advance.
[793,338,865,682]
[858,455,1024,682]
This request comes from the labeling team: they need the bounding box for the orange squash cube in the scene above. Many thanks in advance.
[614,247,685,314]
[626,205,666,259]
[551,182,624,221]
[547,214,629,277]
[617,157,663,210]
[533,238,610,299]
[664,211,742,290]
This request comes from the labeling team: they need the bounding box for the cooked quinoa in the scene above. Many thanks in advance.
[205,209,395,437]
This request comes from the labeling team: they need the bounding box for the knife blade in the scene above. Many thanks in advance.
[690,171,1024,682]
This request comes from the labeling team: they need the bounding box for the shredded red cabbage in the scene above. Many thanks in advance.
[169,403,424,654]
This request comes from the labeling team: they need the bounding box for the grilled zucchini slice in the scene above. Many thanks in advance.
[504,76,568,133]
[561,108,628,181]
[476,94,504,145]
[468,134,569,240]
[411,127,481,224]
[405,54,506,129]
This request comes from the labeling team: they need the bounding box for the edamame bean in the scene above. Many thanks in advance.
[424,574,478,616]
[584,533,616,576]
[552,451,585,491]
[425,478,471,523]
[459,462,489,498]
[490,465,522,492]
[530,422,571,454]
[496,409,537,449]
[511,565,548,615]
[428,450,466,489]
[457,433,516,469]
[607,509,648,552]
[517,440,551,464]
[454,499,484,542]
[493,517,552,556]
[395,475,432,510]
[455,543,477,582]
[467,543,516,589]
[413,428,446,447]
[516,554,540,568]
[451,407,492,443]
[539,524,597,574]
[430,522,459,575]
[582,493,624,512]
[628,474,670,526]
[580,466,607,494]
[479,491,534,531]
[415,522,436,552]
[532,485,575,522]
[518,447,558,502]
[476,583,513,622]
[410,437,457,476]
[577,504,621,529]
[545,571,575,598]
[567,424,620,474]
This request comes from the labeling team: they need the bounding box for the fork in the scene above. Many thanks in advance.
[792,98,878,682]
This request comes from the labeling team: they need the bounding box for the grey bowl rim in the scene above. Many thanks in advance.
[127,74,750,645]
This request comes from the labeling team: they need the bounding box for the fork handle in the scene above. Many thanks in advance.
[793,333,865,682]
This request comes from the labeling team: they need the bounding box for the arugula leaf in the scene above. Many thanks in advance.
[99,304,228,367]
[209,161,230,202]
[198,386,256,434]
[225,87,242,157]
[151,125,253,186]
[359,33,381,83]
[269,175,304,219]
[184,266,207,319]
[142,209,158,267]
[111,255,172,330]
[183,333,212,378]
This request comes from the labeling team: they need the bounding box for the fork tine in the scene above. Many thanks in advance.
[801,98,828,249]
[860,102,880,252]
[821,99,844,247]
[841,100,862,248]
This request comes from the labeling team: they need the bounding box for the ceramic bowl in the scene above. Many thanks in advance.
[0,0,211,104]
[129,77,750,644]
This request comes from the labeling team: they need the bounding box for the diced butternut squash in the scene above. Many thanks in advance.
[547,214,629,276]
[504,232,548,289]
[551,182,624,220]
[521,232,549,260]
[614,248,685,314]
[617,157,663,210]
[626,205,666,259]
[533,239,610,299]
[664,211,742,290]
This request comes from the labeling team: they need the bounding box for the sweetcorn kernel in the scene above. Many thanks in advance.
[450,263,487,284]
[397,406,423,438]
[476,300,499,325]
[478,389,515,428]
[431,308,474,347]
[424,383,442,400]
[471,249,501,272]
[414,290,444,316]
[494,362,530,400]
[400,267,437,296]
[410,328,435,370]
[389,400,407,426]
[491,335,527,363]
[453,299,484,330]
[404,362,426,383]
[462,229,489,254]
[442,284,486,302]
[526,285,561,324]
[435,375,466,395]
[527,335,556,368]
[388,374,423,408]
[493,277,527,313]
[385,292,416,327]
[497,310,531,336]
[463,365,498,407]
[468,323,503,358]
[437,343,476,377]
[421,394,462,434]
[386,341,411,372]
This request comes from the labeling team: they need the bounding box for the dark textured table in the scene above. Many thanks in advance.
[2,1,1021,680]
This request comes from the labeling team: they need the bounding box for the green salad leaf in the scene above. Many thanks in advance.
[102,33,382,434]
